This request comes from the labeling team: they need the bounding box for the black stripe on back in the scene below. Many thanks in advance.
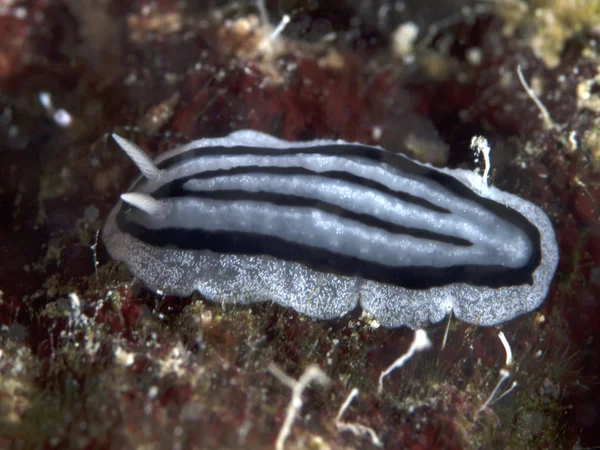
[153,144,489,207]
[116,210,540,289]
[121,143,543,289]
[153,166,450,214]
[151,189,472,247]
[155,146,543,271]
[158,144,424,174]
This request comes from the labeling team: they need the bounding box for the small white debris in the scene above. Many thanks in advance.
[200,310,213,327]
[492,380,518,405]
[477,368,510,415]
[269,15,290,41]
[497,331,513,366]
[568,130,578,152]
[68,293,89,329]
[477,331,516,415]
[368,318,381,329]
[90,229,100,278]
[38,91,52,109]
[53,109,72,127]
[69,292,81,311]
[336,388,383,447]
[466,47,482,66]
[391,22,419,62]
[38,91,73,128]
[537,316,547,327]
[441,312,452,351]
[516,64,556,131]
[371,126,382,142]
[322,32,337,43]
[471,135,491,191]
[378,329,432,393]
[114,346,135,367]
[258,12,291,54]
[13,6,27,19]
[360,310,381,329]
[268,363,330,450]
[148,385,159,399]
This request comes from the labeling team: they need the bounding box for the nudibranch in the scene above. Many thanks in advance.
[102,130,558,329]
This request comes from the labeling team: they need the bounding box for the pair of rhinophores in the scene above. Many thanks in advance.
[102,130,559,329]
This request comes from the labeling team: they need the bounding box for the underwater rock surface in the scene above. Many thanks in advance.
[0,0,599,448]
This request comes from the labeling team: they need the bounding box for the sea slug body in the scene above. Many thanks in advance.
[102,130,559,329]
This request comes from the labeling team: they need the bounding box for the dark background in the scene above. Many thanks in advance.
[1,1,599,448]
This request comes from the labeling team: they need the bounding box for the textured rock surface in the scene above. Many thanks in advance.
[1,1,599,448]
